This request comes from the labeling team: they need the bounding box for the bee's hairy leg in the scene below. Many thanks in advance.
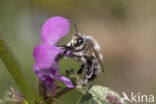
[68,52,82,59]
[57,45,72,57]
[88,74,96,81]
[58,45,73,51]
[84,62,95,83]
[77,64,84,74]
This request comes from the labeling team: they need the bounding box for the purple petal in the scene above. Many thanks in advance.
[33,45,62,70]
[33,62,73,96]
[41,16,70,45]
[59,76,73,88]
[33,16,73,96]
[33,64,59,96]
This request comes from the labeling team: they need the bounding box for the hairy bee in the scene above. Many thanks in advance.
[62,27,104,83]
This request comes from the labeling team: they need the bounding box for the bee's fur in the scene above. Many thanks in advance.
[63,33,104,83]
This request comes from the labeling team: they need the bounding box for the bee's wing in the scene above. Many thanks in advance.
[91,49,104,73]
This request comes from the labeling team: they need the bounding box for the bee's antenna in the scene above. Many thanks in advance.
[74,23,79,35]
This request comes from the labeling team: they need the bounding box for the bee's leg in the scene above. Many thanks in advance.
[58,45,73,55]
[88,74,96,81]
[84,62,95,83]
[68,52,82,60]
[77,64,84,74]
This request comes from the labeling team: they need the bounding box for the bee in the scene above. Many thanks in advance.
[62,25,104,83]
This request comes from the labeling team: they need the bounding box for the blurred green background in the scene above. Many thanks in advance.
[0,0,156,104]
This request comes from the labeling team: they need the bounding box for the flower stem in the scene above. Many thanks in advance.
[55,87,74,98]
[54,85,76,98]
[0,34,41,104]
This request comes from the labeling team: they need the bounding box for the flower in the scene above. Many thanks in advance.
[33,16,73,96]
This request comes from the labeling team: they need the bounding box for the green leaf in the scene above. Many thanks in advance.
[0,34,41,104]
[78,85,126,104]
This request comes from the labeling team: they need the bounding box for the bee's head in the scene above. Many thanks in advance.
[71,33,83,47]
[67,24,84,47]
[67,33,83,48]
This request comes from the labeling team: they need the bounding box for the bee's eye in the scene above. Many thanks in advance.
[75,38,83,46]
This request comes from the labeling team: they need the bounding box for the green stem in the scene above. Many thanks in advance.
[55,87,75,99]
[0,34,41,104]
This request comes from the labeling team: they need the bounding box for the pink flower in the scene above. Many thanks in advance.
[33,16,73,96]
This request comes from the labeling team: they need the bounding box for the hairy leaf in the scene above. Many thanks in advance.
[78,85,126,104]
